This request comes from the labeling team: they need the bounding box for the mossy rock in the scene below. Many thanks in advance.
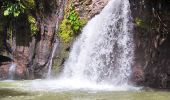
[52,41,73,76]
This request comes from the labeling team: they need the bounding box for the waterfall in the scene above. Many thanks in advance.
[61,0,134,85]
[8,63,16,80]
[47,39,59,78]
[31,0,136,91]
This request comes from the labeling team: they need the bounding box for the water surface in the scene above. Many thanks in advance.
[0,80,170,100]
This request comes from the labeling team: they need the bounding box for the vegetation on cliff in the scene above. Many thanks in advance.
[59,2,87,42]
[0,0,38,40]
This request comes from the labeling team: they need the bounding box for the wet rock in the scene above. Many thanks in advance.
[131,65,145,85]
[0,62,10,79]
[28,0,65,78]
[0,0,65,79]
[130,0,170,88]
[73,0,109,19]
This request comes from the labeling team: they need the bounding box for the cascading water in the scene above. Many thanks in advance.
[62,0,134,85]
[31,0,137,91]
[47,39,59,78]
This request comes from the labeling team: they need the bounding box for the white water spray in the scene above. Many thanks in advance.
[31,0,136,91]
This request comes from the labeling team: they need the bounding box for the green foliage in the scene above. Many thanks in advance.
[2,0,26,17]
[59,19,74,42]
[67,4,86,34]
[59,3,87,42]
[28,15,38,36]
[1,0,38,37]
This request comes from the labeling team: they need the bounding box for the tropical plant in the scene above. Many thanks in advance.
[59,2,87,42]
[2,0,26,17]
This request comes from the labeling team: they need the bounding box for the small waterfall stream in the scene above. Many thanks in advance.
[47,39,59,78]
[8,63,16,80]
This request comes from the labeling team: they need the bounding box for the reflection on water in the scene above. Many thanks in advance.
[0,81,170,100]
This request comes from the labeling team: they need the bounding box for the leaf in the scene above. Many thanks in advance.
[4,10,9,16]
[13,11,20,17]
[69,15,74,20]
[28,15,36,23]
[20,3,26,9]
[73,25,79,31]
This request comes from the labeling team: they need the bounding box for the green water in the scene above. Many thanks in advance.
[0,81,170,100]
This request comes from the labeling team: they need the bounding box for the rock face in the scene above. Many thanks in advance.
[0,62,11,79]
[129,0,170,88]
[27,0,66,79]
[52,0,109,75]
[0,0,65,79]
[73,0,108,18]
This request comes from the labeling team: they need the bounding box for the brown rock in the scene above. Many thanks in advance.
[131,65,145,85]
[0,62,10,79]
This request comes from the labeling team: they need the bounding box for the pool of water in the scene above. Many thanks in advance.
[0,80,170,100]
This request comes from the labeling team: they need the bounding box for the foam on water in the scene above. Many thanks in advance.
[24,79,138,92]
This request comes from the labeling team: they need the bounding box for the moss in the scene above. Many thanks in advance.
[59,18,74,42]
[58,2,87,43]
[135,17,143,26]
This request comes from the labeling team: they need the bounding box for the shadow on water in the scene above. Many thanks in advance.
[0,88,32,99]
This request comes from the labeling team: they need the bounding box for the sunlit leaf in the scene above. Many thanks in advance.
[13,11,20,17]
[4,10,9,16]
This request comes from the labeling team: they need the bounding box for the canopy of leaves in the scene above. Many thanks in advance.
[0,0,38,37]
